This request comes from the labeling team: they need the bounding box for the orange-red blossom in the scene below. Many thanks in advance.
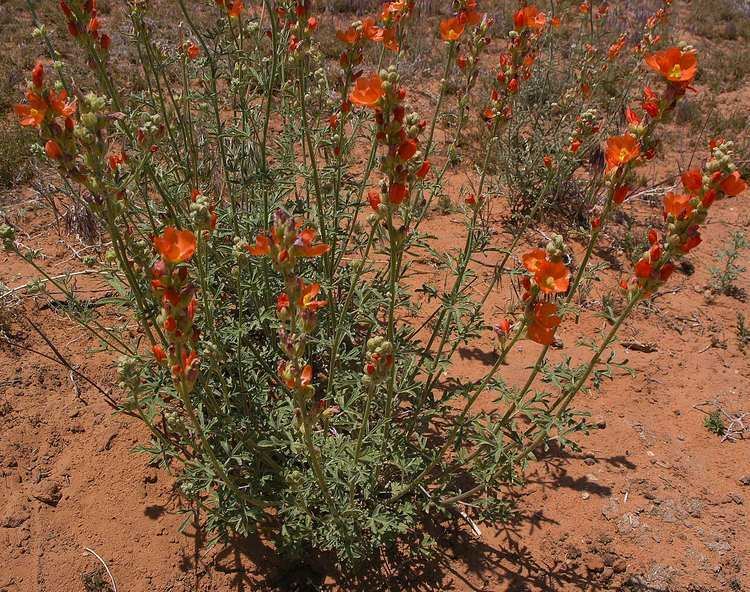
[439,7,482,42]
[514,5,546,31]
[720,172,747,197]
[645,47,697,88]
[522,248,570,294]
[279,362,313,391]
[153,227,197,264]
[246,227,329,259]
[349,73,385,108]
[527,302,561,346]
[605,134,640,172]
[15,88,77,129]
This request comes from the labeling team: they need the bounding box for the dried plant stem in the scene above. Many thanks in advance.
[83,547,118,592]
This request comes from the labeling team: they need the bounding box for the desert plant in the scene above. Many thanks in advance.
[3,0,747,569]
[737,312,750,352]
[710,231,748,298]
[704,409,726,436]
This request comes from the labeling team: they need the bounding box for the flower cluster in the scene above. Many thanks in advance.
[599,46,698,219]
[330,18,385,160]
[520,236,570,345]
[247,210,330,420]
[362,336,394,386]
[15,63,77,164]
[150,228,200,392]
[379,0,412,51]
[633,1,672,55]
[350,67,428,212]
[450,4,492,158]
[245,210,329,271]
[332,1,411,54]
[15,65,124,207]
[214,0,244,19]
[566,108,600,155]
[629,141,746,295]
[454,8,492,85]
[276,0,319,55]
[440,0,483,42]
[59,0,112,55]
[189,189,218,235]
[483,4,547,125]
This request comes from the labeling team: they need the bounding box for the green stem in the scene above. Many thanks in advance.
[387,321,526,505]
[423,42,457,158]
[519,291,642,458]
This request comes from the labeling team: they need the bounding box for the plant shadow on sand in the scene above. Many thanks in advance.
[175,444,637,591]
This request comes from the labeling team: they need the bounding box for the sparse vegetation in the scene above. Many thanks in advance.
[704,409,726,435]
[738,312,750,351]
[710,231,748,299]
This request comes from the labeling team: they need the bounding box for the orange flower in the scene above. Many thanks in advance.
[634,258,652,279]
[534,260,570,294]
[720,172,747,197]
[605,134,640,172]
[349,73,384,108]
[514,5,546,31]
[299,282,327,312]
[367,190,381,211]
[398,139,418,161]
[280,361,312,390]
[296,228,330,257]
[153,227,197,263]
[181,350,199,373]
[642,86,660,117]
[416,160,431,179]
[680,227,702,253]
[382,28,399,51]
[388,183,408,204]
[522,248,547,273]
[681,169,703,194]
[362,18,384,42]
[32,61,44,88]
[613,185,630,204]
[527,302,561,346]
[45,139,62,160]
[228,0,243,18]
[663,192,694,219]
[440,16,466,41]
[625,107,641,126]
[382,0,409,23]
[247,234,271,256]
[276,293,290,317]
[152,345,167,363]
[645,47,697,87]
[164,316,177,332]
[463,9,482,26]
[186,41,200,60]
[496,318,512,336]
[14,91,48,127]
[48,89,77,118]
[336,26,360,45]
[608,37,626,60]
[108,151,126,171]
